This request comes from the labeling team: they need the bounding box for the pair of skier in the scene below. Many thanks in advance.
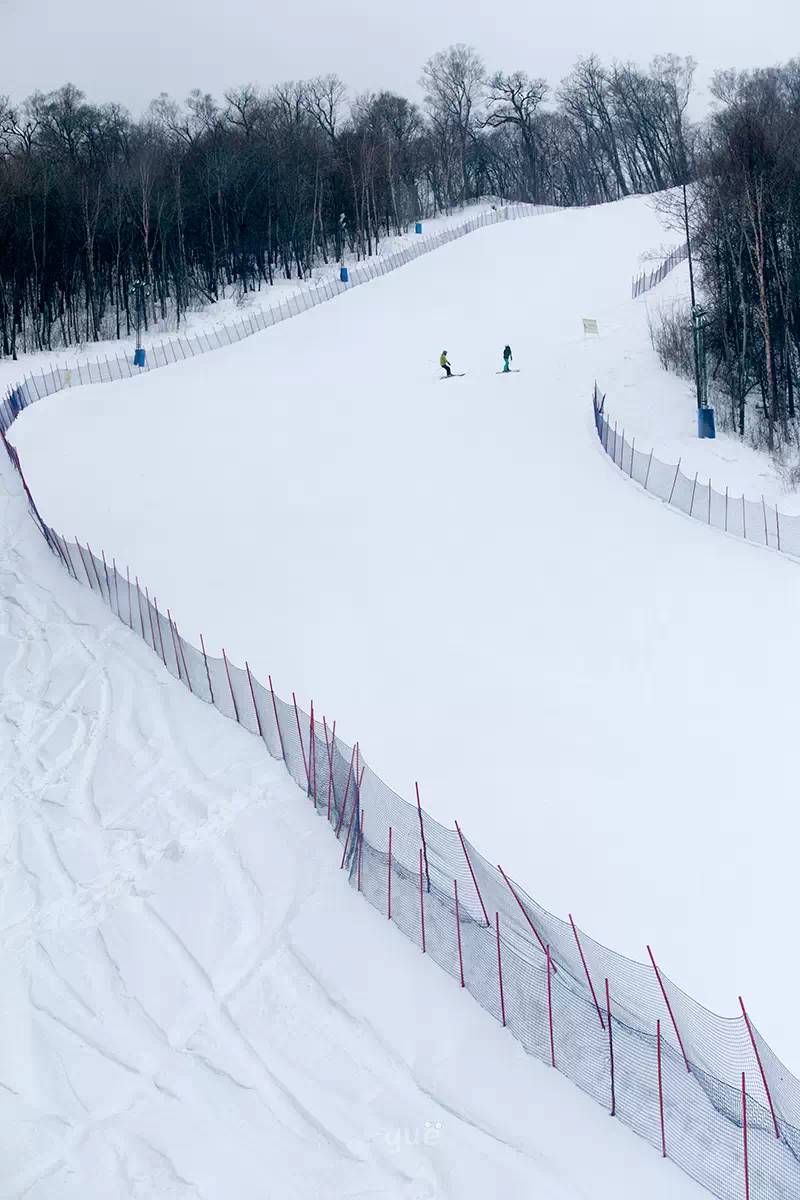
[439,346,513,377]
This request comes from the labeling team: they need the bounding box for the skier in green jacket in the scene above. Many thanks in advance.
[440,350,452,378]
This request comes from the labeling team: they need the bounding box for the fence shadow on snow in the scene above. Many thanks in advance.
[1,210,799,1200]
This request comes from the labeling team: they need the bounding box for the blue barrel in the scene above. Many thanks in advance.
[697,406,716,439]
[133,347,146,368]
[415,222,423,235]
[340,266,349,283]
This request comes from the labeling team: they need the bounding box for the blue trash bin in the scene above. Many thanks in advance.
[340,266,349,283]
[415,222,423,234]
[697,406,716,439]
[133,347,146,368]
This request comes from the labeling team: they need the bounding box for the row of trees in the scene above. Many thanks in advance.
[686,63,800,453]
[0,48,696,357]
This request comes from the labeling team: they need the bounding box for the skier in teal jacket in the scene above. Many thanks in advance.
[502,344,513,372]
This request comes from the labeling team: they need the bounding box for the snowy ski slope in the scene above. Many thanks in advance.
[11,193,800,1077]
[0,433,709,1197]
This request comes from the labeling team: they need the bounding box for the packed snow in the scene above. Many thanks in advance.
[11,193,800,1079]
[0,435,710,1197]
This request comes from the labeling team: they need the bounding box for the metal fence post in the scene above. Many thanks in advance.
[742,1073,750,1200]
[454,879,465,987]
[569,913,605,1028]
[268,674,286,759]
[223,649,240,722]
[495,912,507,1027]
[292,691,310,791]
[657,1019,666,1157]
[200,633,215,704]
[246,661,263,736]
[606,978,616,1116]
[546,945,555,1067]
[335,742,357,836]
[419,848,427,952]
[647,945,691,1071]
[416,782,431,891]
[455,821,490,926]
[739,996,780,1138]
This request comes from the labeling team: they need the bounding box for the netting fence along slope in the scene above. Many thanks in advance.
[1,240,799,1200]
[632,242,689,298]
[0,202,556,412]
[593,387,800,559]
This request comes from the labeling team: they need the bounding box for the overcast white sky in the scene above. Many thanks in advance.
[2,0,799,113]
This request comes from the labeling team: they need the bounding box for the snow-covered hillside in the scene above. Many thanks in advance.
[9,190,800,1082]
[0,423,711,1197]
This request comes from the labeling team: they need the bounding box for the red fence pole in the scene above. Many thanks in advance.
[387,826,393,920]
[647,945,690,1072]
[415,782,431,892]
[495,912,507,1027]
[309,701,317,804]
[569,914,604,1028]
[454,879,465,987]
[606,978,616,1116]
[498,864,555,970]
[455,821,490,926]
[657,1019,666,1157]
[245,662,263,736]
[740,996,780,1139]
[291,691,310,792]
[546,945,555,1067]
[223,649,241,723]
[268,674,286,759]
[419,848,427,953]
[742,1072,750,1200]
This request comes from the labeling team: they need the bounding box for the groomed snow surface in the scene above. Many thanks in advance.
[13,194,800,1067]
[0,448,707,1197]
[6,192,800,1195]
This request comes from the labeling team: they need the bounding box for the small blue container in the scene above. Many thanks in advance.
[133,347,146,368]
[697,407,716,439]
[340,266,349,283]
[415,222,423,234]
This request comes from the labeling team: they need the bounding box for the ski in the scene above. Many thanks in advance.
[441,373,466,379]
[496,369,520,374]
